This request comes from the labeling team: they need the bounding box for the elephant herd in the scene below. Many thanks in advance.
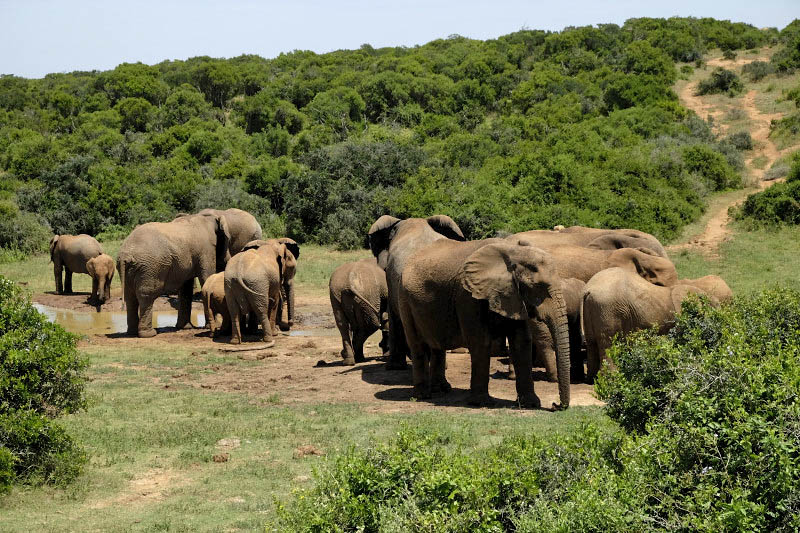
[48,208,731,410]
[329,215,731,410]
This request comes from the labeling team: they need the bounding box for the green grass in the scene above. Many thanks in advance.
[0,343,605,531]
[292,245,371,296]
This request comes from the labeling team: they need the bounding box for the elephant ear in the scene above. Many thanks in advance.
[216,215,232,250]
[426,215,465,241]
[281,243,297,274]
[85,257,96,278]
[242,239,269,252]
[277,237,300,260]
[368,215,401,269]
[49,235,59,262]
[462,242,528,320]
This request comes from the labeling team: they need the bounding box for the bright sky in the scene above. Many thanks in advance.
[1,0,797,78]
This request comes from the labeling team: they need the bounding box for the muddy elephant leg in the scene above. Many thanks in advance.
[258,307,275,348]
[509,326,540,409]
[269,296,280,336]
[90,277,99,303]
[64,268,73,294]
[466,341,493,406]
[430,349,451,394]
[54,262,63,294]
[228,298,243,345]
[124,283,139,336]
[137,293,157,338]
[531,319,557,383]
[175,279,194,330]
[386,309,409,370]
[352,328,368,364]
[332,298,356,365]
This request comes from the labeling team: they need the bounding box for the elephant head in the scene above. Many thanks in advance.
[204,213,231,271]
[462,240,570,409]
[86,254,115,303]
[604,247,677,287]
[368,215,465,269]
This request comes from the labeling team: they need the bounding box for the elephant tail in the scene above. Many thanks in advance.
[348,270,381,318]
[232,255,267,298]
[118,256,127,310]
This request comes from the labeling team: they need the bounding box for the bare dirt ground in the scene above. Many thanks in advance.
[668,61,790,257]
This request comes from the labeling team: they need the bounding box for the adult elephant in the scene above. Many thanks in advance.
[582,268,724,382]
[399,238,570,409]
[117,212,231,337]
[198,208,262,255]
[514,226,668,258]
[49,234,103,295]
[241,238,300,330]
[368,215,465,370]
[329,257,389,365]
[225,240,292,345]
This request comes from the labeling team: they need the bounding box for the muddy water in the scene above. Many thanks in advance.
[33,303,206,335]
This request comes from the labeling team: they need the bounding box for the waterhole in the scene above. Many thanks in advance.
[33,303,206,335]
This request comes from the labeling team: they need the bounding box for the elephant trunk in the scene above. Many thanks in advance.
[543,287,571,409]
[286,281,295,326]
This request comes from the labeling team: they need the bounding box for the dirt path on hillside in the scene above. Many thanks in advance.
[668,77,789,257]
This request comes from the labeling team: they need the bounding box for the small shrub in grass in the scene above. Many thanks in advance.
[722,49,737,61]
[741,60,775,81]
[735,154,800,225]
[0,276,87,491]
[696,68,744,96]
[724,131,753,150]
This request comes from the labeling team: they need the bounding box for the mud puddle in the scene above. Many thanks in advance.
[33,303,206,335]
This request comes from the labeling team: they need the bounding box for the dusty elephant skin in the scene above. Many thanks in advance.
[201,272,230,337]
[86,253,115,304]
[117,212,231,338]
[530,277,585,384]
[225,241,294,345]
[581,268,726,382]
[368,215,465,370]
[399,238,571,410]
[329,257,389,365]
[242,238,300,330]
[50,234,104,296]
[514,226,669,258]
[197,208,262,256]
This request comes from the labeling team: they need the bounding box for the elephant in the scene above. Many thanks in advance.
[398,238,571,409]
[201,272,230,337]
[86,253,115,304]
[368,215,465,370]
[681,275,733,304]
[197,208,262,255]
[514,226,669,258]
[531,277,586,383]
[224,240,293,345]
[329,257,389,365]
[117,212,231,337]
[582,267,721,382]
[49,234,104,296]
[241,238,300,330]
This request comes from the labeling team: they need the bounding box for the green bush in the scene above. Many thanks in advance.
[725,131,753,150]
[736,153,800,225]
[696,67,744,96]
[741,60,776,81]
[0,277,88,491]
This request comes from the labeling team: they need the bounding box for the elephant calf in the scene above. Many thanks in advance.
[50,234,104,297]
[329,258,389,365]
[86,253,115,304]
[531,277,586,384]
[582,268,726,382]
[201,272,231,337]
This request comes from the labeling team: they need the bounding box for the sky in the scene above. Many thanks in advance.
[1,0,797,79]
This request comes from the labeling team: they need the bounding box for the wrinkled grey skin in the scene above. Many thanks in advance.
[399,238,571,410]
[368,215,465,370]
[241,238,299,330]
[86,253,115,304]
[198,208,262,255]
[117,213,231,338]
[681,275,733,304]
[224,241,291,345]
[582,268,721,382]
[329,257,389,365]
[531,277,586,383]
[514,226,668,258]
[201,272,230,337]
[50,234,103,295]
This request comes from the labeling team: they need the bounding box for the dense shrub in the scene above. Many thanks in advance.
[0,277,88,491]
[696,67,744,96]
[724,130,753,150]
[736,153,800,225]
[277,289,800,532]
[741,60,776,81]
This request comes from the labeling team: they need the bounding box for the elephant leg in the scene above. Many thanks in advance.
[258,307,275,348]
[569,319,585,384]
[430,349,451,394]
[352,328,368,364]
[509,326,539,409]
[466,341,493,406]
[379,312,390,357]
[175,279,194,330]
[137,293,157,338]
[219,311,232,336]
[531,319,557,383]
[268,295,280,336]
[54,263,63,294]
[124,284,139,336]
[410,345,432,400]
[228,299,244,345]
[90,277,99,303]
[386,309,409,370]
[586,336,602,384]
[332,298,356,365]
[64,268,73,294]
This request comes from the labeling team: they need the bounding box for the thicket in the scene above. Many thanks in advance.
[276,289,800,532]
[696,67,744,96]
[0,277,87,493]
[0,17,777,252]
[735,153,800,226]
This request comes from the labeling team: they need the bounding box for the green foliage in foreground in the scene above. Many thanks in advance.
[278,289,800,532]
[0,277,87,493]
[736,153,800,225]
[0,17,777,253]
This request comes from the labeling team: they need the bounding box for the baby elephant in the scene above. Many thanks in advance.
[201,272,231,337]
[329,258,389,365]
[86,254,115,304]
[50,234,110,302]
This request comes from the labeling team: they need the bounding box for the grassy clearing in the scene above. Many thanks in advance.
[292,245,371,296]
[0,343,605,531]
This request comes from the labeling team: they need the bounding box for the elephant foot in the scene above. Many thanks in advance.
[385,359,408,371]
[544,373,557,383]
[517,394,541,409]
[411,384,431,400]
[138,328,157,338]
[261,339,276,348]
[468,393,496,407]
[342,357,356,366]
[507,368,517,380]
[229,337,241,345]
[175,321,193,330]
[279,321,292,332]
[431,379,452,394]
